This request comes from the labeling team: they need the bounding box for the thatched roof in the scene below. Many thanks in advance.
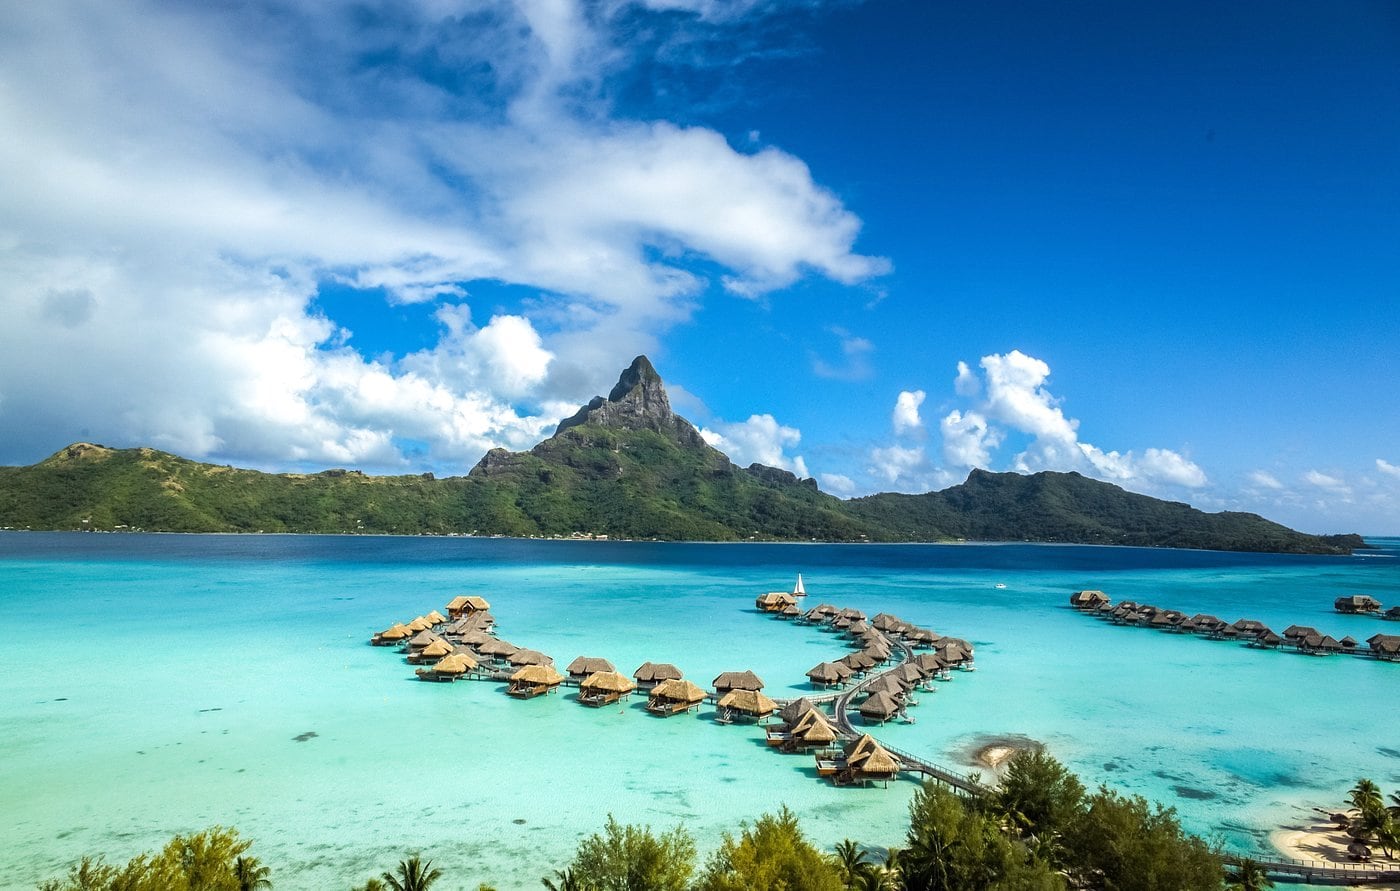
[912,653,945,672]
[894,663,927,683]
[461,595,491,611]
[1070,590,1110,607]
[445,595,471,611]
[864,674,907,696]
[1340,635,1358,648]
[757,591,798,610]
[837,608,867,621]
[431,652,476,674]
[476,638,520,657]
[846,620,870,635]
[633,661,684,682]
[425,609,447,623]
[856,745,900,776]
[791,709,836,743]
[904,628,939,644]
[858,690,901,719]
[580,671,636,694]
[845,734,881,760]
[863,642,892,659]
[781,604,802,616]
[418,639,453,658]
[649,678,706,704]
[567,656,616,676]
[1336,594,1382,611]
[1369,634,1400,655]
[508,648,554,666]
[406,616,433,632]
[840,651,877,670]
[716,688,777,716]
[806,662,846,684]
[409,629,442,648]
[713,670,764,691]
[871,612,904,631]
[455,629,496,646]
[1283,624,1318,639]
[779,697,818,724]
[377,623,411,640]
[809,603,839,616]
[510,664,563,685]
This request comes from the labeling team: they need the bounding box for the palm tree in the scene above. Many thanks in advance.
[1225,858,1273,891]
[541,868,592,891]
[831,838,872,888]
[353,880,386,891]
[1389,790,1400,819]
[234,855,272,891]
[382,855,442,891]
[1349,779,1384,815]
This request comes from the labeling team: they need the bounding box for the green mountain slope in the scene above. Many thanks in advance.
[0,356,1367,554]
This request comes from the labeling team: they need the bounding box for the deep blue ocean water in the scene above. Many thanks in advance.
[1,533,1396,889]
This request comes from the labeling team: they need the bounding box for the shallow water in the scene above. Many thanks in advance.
[1,533,1396,889]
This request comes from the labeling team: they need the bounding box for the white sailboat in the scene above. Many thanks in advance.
[792,573,806,597]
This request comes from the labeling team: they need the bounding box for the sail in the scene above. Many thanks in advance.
[793,573,806,596]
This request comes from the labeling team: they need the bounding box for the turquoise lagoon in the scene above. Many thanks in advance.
[1,533,1397,889]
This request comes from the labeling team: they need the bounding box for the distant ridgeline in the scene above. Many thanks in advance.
[0,356,1367,555]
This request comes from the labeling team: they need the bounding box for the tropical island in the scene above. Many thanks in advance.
[0,357,1366,555]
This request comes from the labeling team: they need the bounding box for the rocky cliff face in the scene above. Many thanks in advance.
[553,355,707,447]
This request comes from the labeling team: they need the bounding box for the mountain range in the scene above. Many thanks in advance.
[0,356,1365,554]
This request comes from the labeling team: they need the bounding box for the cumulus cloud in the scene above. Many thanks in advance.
[867,444,953,493]
[701,414,808,478]
[819,472,856,496]
[938,350,1207,492]
[0,1,884,470]
[1377,459,1400,480]
[892,390,925,434]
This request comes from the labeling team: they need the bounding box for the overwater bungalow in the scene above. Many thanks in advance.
[785,708,838,750]
[578,671,636,706]
[756,591,798,613]
[424,610,448,625]
[863,641,892,661]
[415,651,477,681]
[903,628,940,647]
[1250,628,1283,649]
[778,697,818,726]
[893,663,930,688]
[1339,635,1358,651]
[805,604,840,620]
[716,688,777,723]
[833,616,854,631]
[863,675,908,698]
[1368,634,1400,660]
[1385,606,1400,621]
[1298,633,1343,655]
[780,604,802,619]
[1070,590,1111,610]
[1283,624,1319,642]
[846,619,871,635]
[1335,594,1383,614]
[407,629,443,651]
[871,612,904,631]
[445,595,491,619]
[646,678,707,715]
[371,623,412,646]
[934,641,971,667]
[911,653,945,674]
[405,616,434,633]
[839,651,877,673]
[507,664,564,698]
[566,656,616,680]
[474,638,520,663]
[452,629,496,648]
[1184,614,1226,635]
[837,608,868,622]
[507,648,554,667]
[1229,619,1267,638]
[806,661,850,688]
[407,638,454,665]
[713,670,765,693]
[834,734,901,786]
[632,661,684,688]
[858,690,902,724]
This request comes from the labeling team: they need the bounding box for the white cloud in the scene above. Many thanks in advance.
[867,444,953,493]
[940,409,999,468]
[1304,470,1347,490]
[0,1,886,470]
[940,350,1207,492]
[892,390,925,434]
[1377,459,1400,480]
[1247,470,1285,490]
[700,414,808,478]
[819,472,856,496]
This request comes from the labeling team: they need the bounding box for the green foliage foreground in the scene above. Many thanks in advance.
[39,752,1238,891]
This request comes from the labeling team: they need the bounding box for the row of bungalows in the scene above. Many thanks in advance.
[713,670,775,722]
[1071,591,1400,660]
[765,699,838,752]
[1333,595,1400,621]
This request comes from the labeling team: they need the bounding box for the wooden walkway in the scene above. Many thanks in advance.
[1222,853,1400,885]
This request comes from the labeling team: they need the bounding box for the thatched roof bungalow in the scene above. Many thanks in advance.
[405,616,433,633]
[789,708,837,748]
[425,610,447,625]
[1385,606,1400,620]
[646,678,707,715]
[566,656,616,680]
[507,648,554,667]
[1250,628,1283,649]
[475,638,521,660]
[408,629,443,650]
[1283,624,1319,641]
[578,671,636,706]
[716,688,777,722]
[806,661,850,688]
[1335,595,1383,614]
[756,591,798,612]
[871,612,904,631]
[415,651,477,682]
[1367,633,1400,660]
[1298,633,1343,655]
[713,670,765,693]
[445,595,491,619]
[407,638,455,664]
[839,651,877,672]
[633,662,684,687]
[1070,589,1111,609]
[507,664,564,698]
[837,608,868,622]
[371,623,412,646]
[858,690,902,724]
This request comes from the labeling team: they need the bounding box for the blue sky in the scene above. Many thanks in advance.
[1,1,1397,534]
